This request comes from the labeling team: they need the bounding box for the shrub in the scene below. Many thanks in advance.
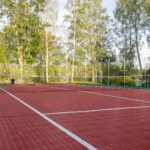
[109,77,135,86]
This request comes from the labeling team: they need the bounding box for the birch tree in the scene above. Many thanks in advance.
[82,0,107,82]
[65,0,107,82]
[41,0,58,83]
[114,0,148,74]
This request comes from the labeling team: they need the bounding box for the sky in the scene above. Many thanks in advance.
[57,0,150,66]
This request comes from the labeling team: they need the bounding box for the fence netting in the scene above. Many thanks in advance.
[0,63,149,88]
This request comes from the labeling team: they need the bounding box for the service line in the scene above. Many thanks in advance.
[44,105,150,115]
[50,86,150,104]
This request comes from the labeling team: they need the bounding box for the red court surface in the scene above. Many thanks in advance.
[93,88,150,101]
[49,108,150,150]
[0,84,150,150]
[0,92,86,150]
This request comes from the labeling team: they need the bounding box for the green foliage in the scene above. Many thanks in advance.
[114,0,136,64]
[143,0,150,16]
[0,44,4,63]
[109,76,135,86]
[65,0,108,64]
[48,66,58,82]
[114,0,150,75]
[0,0,46,65]
[146,68,150,75]
[48,66,55,76]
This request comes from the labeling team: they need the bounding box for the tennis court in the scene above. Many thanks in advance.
[0,84,150,150]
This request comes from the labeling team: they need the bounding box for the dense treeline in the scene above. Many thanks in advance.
[0,0,150,84]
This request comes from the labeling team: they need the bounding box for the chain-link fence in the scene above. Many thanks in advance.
[0,62,150,88]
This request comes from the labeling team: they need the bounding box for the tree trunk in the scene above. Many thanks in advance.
[90,38,95,83]
[59,65,62,81]
[71,0,76,83]
[129,15,132,75]
[18,45,23,83]
[3,51,7,73]
[45,31,49,83]
[89,6,95,83]
[134,18,142,74]
[84,65,86,83]
[65,52,68,82]
[135,28,142,74]
[92,58,95,83]
[71,52,75,83]
[15,29,23,83]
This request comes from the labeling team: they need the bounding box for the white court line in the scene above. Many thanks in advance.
[50,86,150,104]
[0,87,97,150]
[44,106,150,115]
